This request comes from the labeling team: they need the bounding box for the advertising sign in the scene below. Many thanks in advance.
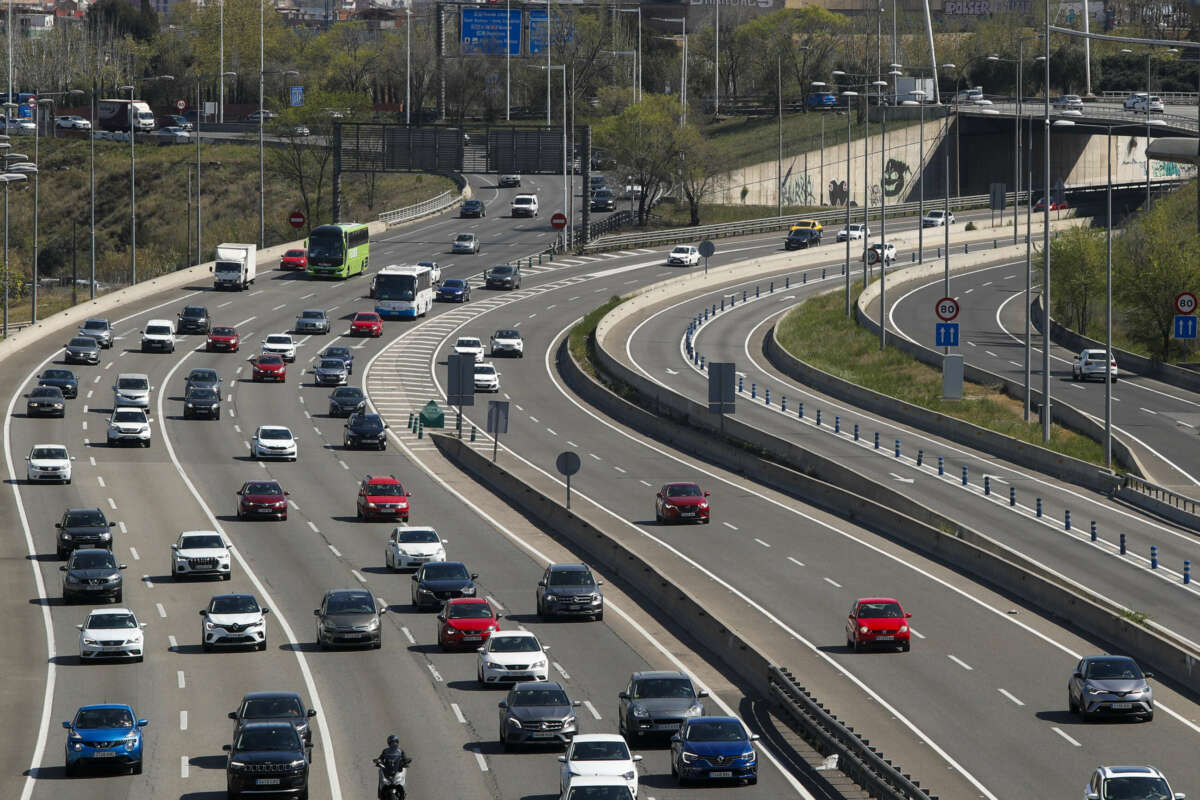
[461,7,521,56]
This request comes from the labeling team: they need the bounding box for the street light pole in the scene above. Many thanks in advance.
[89,84,95,300]
[506,0,511,121]
[407,3,413,124]
[714,0,719,117]
[618,8,642,102]
[842,90,858,317]
[122,75,174,287]
[1042,8,1051,444]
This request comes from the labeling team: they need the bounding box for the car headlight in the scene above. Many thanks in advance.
[591,594,602,603]
[545,594,557,603]
[289,759,307,769]
[859,625,869,634]
[699,502,708,509]
[684,704,703,717]
[65,575,81,584]
[205,621,216,631]
[1086,686,1107,695]
[365,619,380,630]
[463,586,476,595]
[82,638,98,645]
[229,760,246,770]
[898,625,908,633]
[124,737,138,750]
[72,742,83,751]
[741,749,756,762]
[630,706,649,718]
[506,716,522,727]
[60,533,71,540]
[622,770,636,780]
[680,751,698,764]
[418,587,433,595]
[663,502,676,510]
[186,403,194,408]
[532,659,546,669]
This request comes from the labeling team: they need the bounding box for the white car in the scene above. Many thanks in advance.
[250,425,298,461]
[1072,349,1118,382]
[1053,94,1084,110]
[140,318,175,353]
[559,775,635,800]
[200,592,269,652]
[417,260,442,284]
[477,630,550,685]
[453,336,485,363]
[473,363,500,393]
[385,526,447,570]
[56,115,92,130]
[1,115,35,134]
[26,443,73,483]
[262,333,297,362]
[77,608,146,662]
[155,126,191,144]
[511,194,539,218]
[490,328,524,358]
[171,530,233,580]
[106,408,152,447]
[559,734,642,797]
[112,373,151,408]
[865,242,897,266]
[667,246,701,267]
[921,210,955,227]
[836,223,870,242]
[1123,92,1164,112]
[1084,765,1183,800]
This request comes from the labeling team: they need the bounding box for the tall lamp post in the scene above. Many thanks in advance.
[840,89,859,316]
[29,90,81,322]
[194,71,238,266]
[833,70,879,283]
[532,63,568,251]
[604,50,637,102]
[259,70,301,249]
[616,7,642,102]
[0,170,26,338]
[1120,46,1176,207]
[119,75,174,287]
[655,18,687,124]
[988,43,1026,245]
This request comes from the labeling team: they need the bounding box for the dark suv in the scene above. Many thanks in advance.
[229,692,317,753]
[498,681,581,750]
[184,368,221,393]
[60,548,126,604]
[223,722,309,800]
[461,199,486,218]
[344,413,388,450]
[784,227,821,250]
[618,671,708,741]
[56,507,116,560]
[411,561,478,610]
[328,386,366,417]
[536,564,604,621]
[177,305,211,334]
[314,589,385,649]
[183,387,221,420]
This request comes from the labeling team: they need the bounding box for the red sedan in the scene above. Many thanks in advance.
[654,482,710,524]
[206,326,240,352]
[356,474,410,521]
[279,249,307,270]
[236,479,289,520]
[250,353,287,382]
[1034,198,1069,212]
[350,311,383,337]
[846,597,912,652]
[437,597,501,651]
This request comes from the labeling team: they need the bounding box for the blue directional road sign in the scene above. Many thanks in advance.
[935,322,960,347]
[1174,315,1197,340]
[461,7,522,55]
[289,86,304,107]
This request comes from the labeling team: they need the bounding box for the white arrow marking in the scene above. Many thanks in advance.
[889,473,914,484]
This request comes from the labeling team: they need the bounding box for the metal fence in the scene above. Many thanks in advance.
[377,190,458,227]
[1123,474,1200,516]
[1099,90,1200,105]
[960,102,1198,133]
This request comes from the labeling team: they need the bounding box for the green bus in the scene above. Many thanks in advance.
[306,222,370,279]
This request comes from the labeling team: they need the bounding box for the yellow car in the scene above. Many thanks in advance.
[789,219,823,233]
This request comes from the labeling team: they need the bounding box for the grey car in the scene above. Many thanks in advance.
[310,358,349,386]
[314,589,385,649]
[295,309,331,334]
[64,336,101,365]
[229,691,317,752]
[1068,655,1154,721]
[26,386,66,418]
[618,671,707,741]
[184,368,221,394]
[498,681,580,750]
[484,264,521,290]
[78,318,113,348]
[452,233,481,254]
[328,386,366,417]
[60,548,126,604]
[536,564,604,621]
[183,387,221,420]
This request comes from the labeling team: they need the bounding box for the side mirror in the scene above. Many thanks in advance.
[307,709,317,718]
[670,734,680,743]
[137,719,148,727]
[222,744,232,752]
[109,522,116,527]
[542,645,551,652]
[476,646,486,653]
[170,544,178,551]
[199,610,208,616]
[140,622,148,628]
[411,574,418,581]
[313,609,320,616]
[407,491,414,497]
[59,566,67,572]
[572,700,582,707]
[618,691,629,700]
[557,756,566,763]
[1145,672,1155,679]
[749,734,760,741]
[497,701,508,709]
[632,755,643,762]
[655,493,661,498]
[471,573,479,580]
[262,608,270,615]
[62,721,71,729]
[55,522,62,529]
[228,711,238,720]
[119,564,127,570]
[1085,794,1099,800]
[495,613,502,619]
[75,623,83,630]
[437,615,445,622]
[378,607,388,614]
[698,690,709,698]
[596,580,604,586]
[284,491,291,496]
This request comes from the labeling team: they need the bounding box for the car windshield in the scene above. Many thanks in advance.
[43,370,72,380]
[443,279,467,289]
[68,338,96,348]
[474,365,496,376]
[857,601,904,618]
[65,510,106,526]
[666,485,702,498]
[567,787,632,800]
[112,410,144,423]
[509,688,568,707]
[928,211,944,218]
[146,325,171,336]
[354,313,379,322]
[189,370,218,382]
[301,311,325,320]
[82,320,107,331]
[236,725,300,752]
[258,355,283,365]
[117,378,148,390]
[182,307,205,317]
[211,595,260,614]
[86,613,137,630]
[75,708,134,729]
[457,338,481,348]
[672,247,690,254]
[375,274,416,302]
[258,429,292,440]
[320,360,345,371]
[495,330,520,340]
[266,335,291,345]
[491,266,514,276]
[181,534,224,549]
[1086,658,1144,680]
[684,720,746,741]
[285,249,305,258]
[211,327,236,337]
[324,348,351,359]
[352,415,383,430]
[633,678,695,699]
[490,635,541,653]
[572,740,630,761]
[242,696,303,719]
[1102,777,1171,800]
[447,603,493,619]
[327,593,375,614]
[32,447,67,460]
[188,388,218,401]
[422,563,470,580]
[71,551,117,570]
[514,198,533,205]
[367,482,405,496]
[244,482,283,495]
[548,570,593,587]
[456,235,474,242]
[595,190,612,198]
[332,388,363,400]
[31,387,60,398]
[397,530,439,544]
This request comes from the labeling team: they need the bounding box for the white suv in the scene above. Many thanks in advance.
[261,333,297,362]
[490,329,524,358]
[1084,766,1183,800]
[385,526,447,570]
[200,593,269,651]
[453,336,485,363]
[106,408,152,447]
[511,194,539,218]
[1072,349,1118,382]
[140,319,175,353]
[171,531,233,580]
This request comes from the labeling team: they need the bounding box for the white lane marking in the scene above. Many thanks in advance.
[129,547,139,561]
[1009,360,1022,367]
[754,537,771,548]
[566,440,577,447]
[1140,407,1157,415]
[235,316,257,326]
[613,465,626,473]
[1051,727,1082,747]
[472,748,488,772]
[451,703,467,724]
[723,522,738,530]
[234,424,241,433]
[909,628,926,639]
[1180,421,1196,429]
[168,635,178,651]
[97,475,105,488]
[272,304,287,311]
[339,460,349,470]
[485,595,506,611]
[157,603,167,618]
[86,390,93,399]
[822,577,842,588]
[328,544,341,558]
[639,480,652,486]
[88,456,96,467]
[583,700,602,720]
[889,473,915,483]
[143,575,154,589]
[401,627,415,644]
[546,428,558,436]
[218,300,233,308]
[964,288,974,294]
[982,475,1009,484]
[787,557,805,567]
[998,689,1025,706]
[427,664,444,682]
[301,293,315,300]
[307,521,319,533]
[985,350,997,357]
[82,404,88,413]
[351,570,366,583]
[588,452,601,460]
[553,661,571,680]
[93,375,101,383]
[180,710,188,730]
[181,755,189,779]
[529,415,539,423]
[107,498,117,510]
[81,420,86,430]
[948,655,974,671]
[177,670,186,689]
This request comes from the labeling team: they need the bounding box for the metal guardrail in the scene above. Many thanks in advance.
[769,667,935,800]
[377,190,457,227]
[1099,90,1200,104]
[1123,474,1200,516]
[961,102,1198,132]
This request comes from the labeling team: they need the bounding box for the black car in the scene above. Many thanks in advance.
[38,368,78,398]
[344,412,388,450]
[484,264,522,290]
[56,508,116,560]
[26,386,65,418]
[60,548,126,604]
[64,336,101,365]
[536,563,604,621]
[177,305,211,334]
[229,692,317,752]
[590,188,616,212]
[78,318,114,348]
[184,367,221,394]
[314,589,385,649]
[321,346,354,374]
[183,387,221,419]
[784,227,821,250]
[461,199,486,218]
[328,386,366,417]
[411,561,479,610]
[223,722,309,800]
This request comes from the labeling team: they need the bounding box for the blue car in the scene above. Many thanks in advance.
[321,345,354,374]
[63,704,147,775]
[670,716,758,785]
[807,92,838,108]
[437,278,472,303]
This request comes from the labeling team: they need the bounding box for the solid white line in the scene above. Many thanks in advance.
[177,670,186,689]
[307,521,319,533]
[546,428,558,436]
[235,316,257,327]
[947,655,974,671]
[485,595,505,611]
[754,537,771,548]
[997,689,1025,706]
[822,577,842,588]
[168,635,178,651]
[180,710,188,730]
[1051,727,1082,747]
[401,627,415,645]
[1141,407,1157,415]
[328,544,341,558]
[451,703,467,724]
[352,570,366,583]
[553,661,571,680]
[156,603,167,618]
[584,700,602,720]
[639,479,652,486]
[909,628,926,639]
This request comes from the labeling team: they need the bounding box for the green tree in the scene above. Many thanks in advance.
[595,94,682,225]
[1046,225,1106,335]
[674,126,725,226]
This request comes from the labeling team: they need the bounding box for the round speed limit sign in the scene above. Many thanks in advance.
[935,296,960,322]
[1176,292,1197,315]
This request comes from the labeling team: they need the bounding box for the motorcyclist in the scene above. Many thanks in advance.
[375,735,410,800]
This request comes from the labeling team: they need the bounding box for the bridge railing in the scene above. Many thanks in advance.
[377,190,457,227]
[1098,90,1199,105]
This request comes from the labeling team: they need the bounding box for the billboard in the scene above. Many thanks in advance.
[461,7,521,56]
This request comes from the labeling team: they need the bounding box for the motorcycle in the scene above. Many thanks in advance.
[374,755,410,800]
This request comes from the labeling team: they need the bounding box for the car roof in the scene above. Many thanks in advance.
[686,715,741,725]
[631,670,690,681]
[548,563,590,572]
[1099,765,1165,778]
[854,596,901,605]
[86,607,135,616]
[325,588,373,599]
[491,629,536,639]
[180,529,222,538]
[241,690,303,702]
[210,592,256,602]
[571,733,628,744]
[31,443,69,450]
[446,596,488,606]
[117,372,149,380]
[663,481,700,487]
[511,680,564,692]
[241,480,282,489]
[301,308,326,315]
[146,318,173,326]
[65,507,105,515]
[365,474,402,484]
[78,703,135,712]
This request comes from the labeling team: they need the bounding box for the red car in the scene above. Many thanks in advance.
[350,312,383,337]
[206,326,240,352]
[846,597,912,652]
[235,479,289,520]
[437,597,501,651]
[356,474,411,521]
[250,353,287,382]
[654,482,710,524]
[1034,198,1069,212]
[279,249,307,270]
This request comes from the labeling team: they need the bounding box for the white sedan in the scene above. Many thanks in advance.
[473,363,500,393]
[78,608,146,662]
[453,336,485,363]
[865,242,897,266]
[667,246,701,267]
[385,526,448,570]
[559,734,642,796]
[261,333,297,362]
[26,443,73,483]
[477,631,550,685]
[921,210,955,227]
[249,425,298,461]
[171,530,233,580]
[56,115,92,130]
[836,223,870,241]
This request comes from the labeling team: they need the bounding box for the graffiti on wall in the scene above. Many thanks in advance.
[882,158,911,198]
[779,165,815,206]
[829,180,849,207]
[869,184,882,206]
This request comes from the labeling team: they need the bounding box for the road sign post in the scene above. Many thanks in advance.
[555,451,581,509]
[486,400,509,462]
[289,86,305,107]
[288,210,306,229]
[934,296,960,322]
[550,212,567,230]
[446,354,476,438]
[935,322,960,347]
[698,239,715,276]
[1174,315,1197,340]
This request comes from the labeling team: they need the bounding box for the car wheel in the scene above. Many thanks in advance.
[655,509,663,523]
[499,729,508,752]
[114,590,123,604]
[57,549,67,561]
[536,598,545,619]
[132,761,142,775]
[318,633,328,651]
[477,665,485,686]
[65,761,77,778]
[900,640,910,652]
[1144,710,1154,722]
[594,610,603,622]
[852,637,861,653]
[747,776,757,786]
[1068,692,1078,714]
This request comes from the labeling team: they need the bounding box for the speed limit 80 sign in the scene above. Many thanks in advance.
[1176,292,1197,315]
[935,296,960,322]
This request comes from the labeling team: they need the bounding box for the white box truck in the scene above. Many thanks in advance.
[893,77,936,104]
[97,99,156,132]
[212,243,257,290]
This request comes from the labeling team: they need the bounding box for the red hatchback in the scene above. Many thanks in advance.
[437,597,501,650]
[206,326,240,352]
[236,479,289,520]
[655,482,710,524]
[846,597,912,652]
[279,249,307,270]
[250,353,286,382]
[350,312,383,337]
[356,475,410,521]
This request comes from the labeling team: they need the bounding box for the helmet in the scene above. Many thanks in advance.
[387,735,399,747]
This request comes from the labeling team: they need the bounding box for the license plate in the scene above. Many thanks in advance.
[875,635,894,641]
[1111,703,1133,709]
[463,635,482,641]
[344,632,365,638]
[710,771,733,778]
[569,605,582,611]
[257,778,281,785]
[530,732,556,739]
[91,751,117,758]
[681,512,696,517]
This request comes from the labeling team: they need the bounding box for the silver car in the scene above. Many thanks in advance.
[294,309,330,334]
[1068,655,1154,721]
[78,318,113,348]
[498,681,580,749]
[112,374,151,409]
[618,671,707,741]
[309,358,349,386]
[452,233,480,254]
